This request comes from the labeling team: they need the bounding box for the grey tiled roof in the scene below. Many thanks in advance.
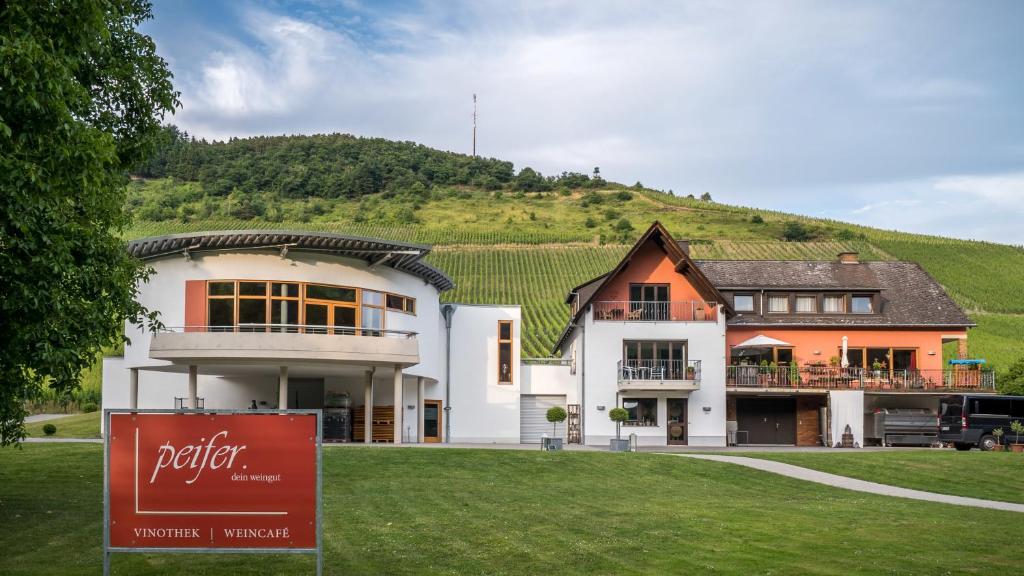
[695,260,973,327]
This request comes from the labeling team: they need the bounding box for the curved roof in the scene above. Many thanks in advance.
[127,230,455,292]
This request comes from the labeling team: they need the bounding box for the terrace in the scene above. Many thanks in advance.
[726,365,996,392]
[617,359,702,391]
[592,300,719,322]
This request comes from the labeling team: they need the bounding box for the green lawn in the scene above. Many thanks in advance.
[25,412,100,438]
[2,445,1023,575]
[737,451,1024,504]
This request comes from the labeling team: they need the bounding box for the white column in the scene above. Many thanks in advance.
[363,369,374,444]
[416,377,425,443]
[187,365,198,409]
[129,368,139,410]
[393,365,403,445]
[278,366,289,410]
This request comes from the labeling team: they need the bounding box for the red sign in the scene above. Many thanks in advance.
[107,412,319,550]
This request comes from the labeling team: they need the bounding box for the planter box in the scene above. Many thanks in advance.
[1010,443,1024,453]
[542,437,563,451]
[609,439,631,452]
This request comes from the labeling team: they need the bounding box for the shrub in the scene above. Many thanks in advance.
[546,406,567,437]
[81,402,99,413]
[783,221,812,242]
[615,190,633,201]
[750,214,764,224]
[42,423,57,436]
[997,356,1024,396]
[584,217,597,228]
[609,407,629,440]
[603,208,619,221]
[614,218,634,233]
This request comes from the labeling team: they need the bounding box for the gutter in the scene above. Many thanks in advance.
[441,304,455,443]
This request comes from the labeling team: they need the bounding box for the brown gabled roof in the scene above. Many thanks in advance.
[552,222,729,354]
[695,260,973,328]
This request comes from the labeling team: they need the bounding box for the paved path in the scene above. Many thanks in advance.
[676,454,1024,513]
[24,414,75,423]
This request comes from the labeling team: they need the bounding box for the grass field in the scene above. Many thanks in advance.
[25,412,100,439]
[1,445,1023,575]
[739,451,1024,505]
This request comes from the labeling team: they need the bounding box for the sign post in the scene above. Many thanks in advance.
[103,409,322,575]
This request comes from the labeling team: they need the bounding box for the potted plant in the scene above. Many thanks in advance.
[543,406,567,451]
[1010,421,1024,453]
[788,362,799,386]
[608,407,630,451]
[685,364,696,380]
[991,427,1004,452]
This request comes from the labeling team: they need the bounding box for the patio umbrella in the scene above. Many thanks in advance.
[841,336,849,368]
[732,335,792,349]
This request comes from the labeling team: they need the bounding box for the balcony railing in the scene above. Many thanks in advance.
[164,324,418,339]
[726,366,995,392]
[593,301,718,322]
[618,359,701,382]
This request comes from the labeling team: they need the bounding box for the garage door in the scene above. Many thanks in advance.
[520,395,567,444]
[736,397,796,445]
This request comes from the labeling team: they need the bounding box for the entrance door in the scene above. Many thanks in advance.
[423,400,442,443]
[736,397,796,445]
[291,378,325,410]
[667,398,688,445]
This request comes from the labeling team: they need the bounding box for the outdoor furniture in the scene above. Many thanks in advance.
[621,365,638,380]
[626,308,643,320]
[636,366,651,380]
[649,365,665,380]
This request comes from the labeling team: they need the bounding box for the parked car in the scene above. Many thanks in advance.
[938,394,1024,451]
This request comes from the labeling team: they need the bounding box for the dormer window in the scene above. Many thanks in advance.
[851,294,873,314]
[795,295,816,313]
[823,294,844,313]
[767,295,789,313]
[734,294,754,312]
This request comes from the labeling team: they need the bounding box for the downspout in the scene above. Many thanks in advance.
[441,304,455,443]
[579,313,586,444]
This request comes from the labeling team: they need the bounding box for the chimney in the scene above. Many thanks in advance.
[677,240,690,255]
[838,251,859,264]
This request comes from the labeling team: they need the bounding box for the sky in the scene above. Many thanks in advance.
[143,1,1024,244]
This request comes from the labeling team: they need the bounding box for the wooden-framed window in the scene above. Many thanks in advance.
[823,294,845,313]
[498,320,513,384]
[621,398,658,427]
[386,293,416,314]
[795,295,816,313]
[733,293,754,312]
[850,294,873,314]
[199,280,416,334]
[767,294,789,313]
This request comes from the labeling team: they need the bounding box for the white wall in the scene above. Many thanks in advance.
[829,390,865,447]
[446,304,521,443]
[578,305,729,446]
[123,250,444,382]
[520,363,576,400]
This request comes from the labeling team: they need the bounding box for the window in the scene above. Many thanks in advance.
[306,284,356,302]
[823,294,844,313]
[767,295,789,313]
[361,290,384,335]
[776,348,794,365]
[622,398,657,426]
[629,284,670,320]
[208,282,235,331]
[270,282,299,332]
[851,294,873,314]
[498,320,513,384]
[623,340,687,379]
[973,398,1012,416]
[734,294,754,312]
[844,347,865,368]
[386,293,416,314]
[795,295,816,313]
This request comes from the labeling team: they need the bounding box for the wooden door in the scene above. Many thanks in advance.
[423,400,442,443]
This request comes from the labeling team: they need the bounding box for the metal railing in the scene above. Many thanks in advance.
[522,357,572,366]
[160,324,418,339]
[618,359,701,381]
[592,301,718,322]
[726,366,996,391]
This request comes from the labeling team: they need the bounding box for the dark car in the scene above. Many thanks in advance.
[938,394,1024,451]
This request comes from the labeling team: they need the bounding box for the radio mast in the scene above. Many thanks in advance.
[472,93,477,157]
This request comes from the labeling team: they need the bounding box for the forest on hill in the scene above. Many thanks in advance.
[117,128,1024,384]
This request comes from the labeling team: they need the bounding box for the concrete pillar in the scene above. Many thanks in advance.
[393,365,403,445]
[416,377,425,443]
[187,365,198,409]
[129,368,139,410]
[363,369,374,444]
[278,366,289,410]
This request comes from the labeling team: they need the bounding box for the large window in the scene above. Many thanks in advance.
[622,398,657,426]
[201,280,416,334]
[498,320,513,384]
[629,284,670,320]
[734,294,754,312]
[623,340,687,379]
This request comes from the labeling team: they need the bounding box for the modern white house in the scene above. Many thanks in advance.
[103,223,990,447]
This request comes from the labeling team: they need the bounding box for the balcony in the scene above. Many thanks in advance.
[149,324,420,367]
[617,359,701,391]
[593,301,718,322]
[726,366,996,392]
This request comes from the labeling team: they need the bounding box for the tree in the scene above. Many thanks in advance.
[700,192,713,201]
[0,1,177,445]
[545,406,567,438]
[609,408,629,440]
[783,221,812,242]
[998,357,1024,396]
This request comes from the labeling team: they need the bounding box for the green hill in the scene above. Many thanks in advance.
[121,131,1024,379]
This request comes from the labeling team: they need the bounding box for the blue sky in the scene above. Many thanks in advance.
[144,1,1024,244]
